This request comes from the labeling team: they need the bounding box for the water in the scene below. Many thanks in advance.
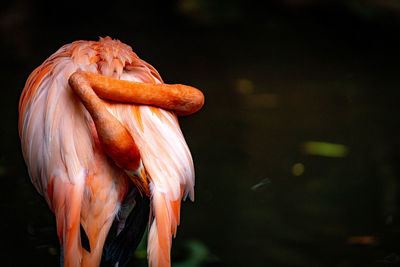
[1,2,400,266]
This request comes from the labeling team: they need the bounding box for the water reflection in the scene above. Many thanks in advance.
[302,141,349,158]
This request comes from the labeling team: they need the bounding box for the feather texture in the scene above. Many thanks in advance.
[19,37,195,267]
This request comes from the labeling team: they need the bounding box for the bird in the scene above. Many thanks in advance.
[18,37,204,267]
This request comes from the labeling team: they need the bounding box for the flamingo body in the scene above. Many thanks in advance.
[19,37,202,267]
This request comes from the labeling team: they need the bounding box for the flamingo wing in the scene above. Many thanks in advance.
[19,37,201,267]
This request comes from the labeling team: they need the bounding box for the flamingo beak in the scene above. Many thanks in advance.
[126,161,150,196]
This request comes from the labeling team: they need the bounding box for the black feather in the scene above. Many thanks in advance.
[105,193,150,267]
[80,224,91,252]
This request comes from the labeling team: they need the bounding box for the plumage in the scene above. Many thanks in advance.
[19,37,204,267]
[105,190,151,267]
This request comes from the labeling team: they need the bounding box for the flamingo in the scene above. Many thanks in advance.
[18,37,204,267]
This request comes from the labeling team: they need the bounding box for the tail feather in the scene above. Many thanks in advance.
[147,188,182,267]
[105,192,150,267]
[52,173,85,267]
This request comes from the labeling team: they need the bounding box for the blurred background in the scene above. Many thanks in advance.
[1,0,400,266]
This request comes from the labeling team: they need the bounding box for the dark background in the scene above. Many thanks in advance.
[1,0,400,266]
